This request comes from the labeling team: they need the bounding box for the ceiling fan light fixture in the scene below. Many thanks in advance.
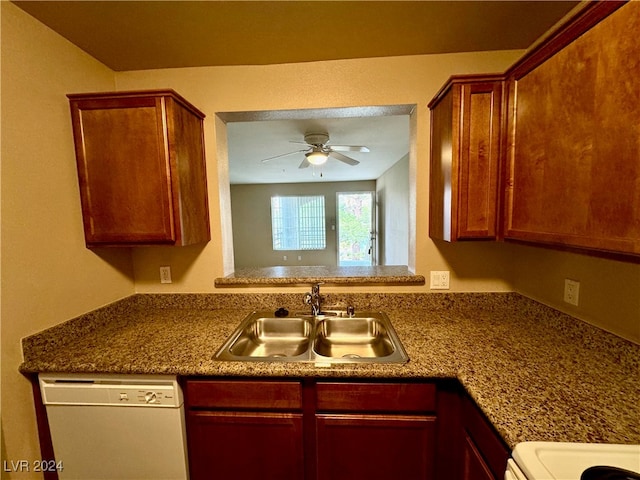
[306,150,328,165]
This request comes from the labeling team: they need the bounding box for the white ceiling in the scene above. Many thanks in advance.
[224,106,412,184]
[12,1,580,185]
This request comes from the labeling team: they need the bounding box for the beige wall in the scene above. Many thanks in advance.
[231,181,376,268]
[1,3,135,477]
[507,243,640,343]
[377,154,410,265]
[116,49,523,294]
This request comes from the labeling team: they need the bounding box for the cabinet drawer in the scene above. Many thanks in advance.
[316,382,436,412]
[186,380,302,410]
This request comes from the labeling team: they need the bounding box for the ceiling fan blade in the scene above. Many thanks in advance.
[329,145,370,153]
[260,149,308,163]
[329,151,360,166]
[298,158,310,169]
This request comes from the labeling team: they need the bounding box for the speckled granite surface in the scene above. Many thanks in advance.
[214,265,425,286]
[20,292,639,449]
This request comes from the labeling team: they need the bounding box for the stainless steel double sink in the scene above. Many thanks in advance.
[215,310,409,364]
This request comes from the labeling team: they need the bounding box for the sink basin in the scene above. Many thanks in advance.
[218,316,312,360]
[313,317,395,358]
[215,310,408,364]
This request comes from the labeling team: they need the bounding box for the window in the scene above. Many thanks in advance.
[271,195,326,250]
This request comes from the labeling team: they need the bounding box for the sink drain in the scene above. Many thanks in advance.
[342,354,361,359]
[269,353,287,358]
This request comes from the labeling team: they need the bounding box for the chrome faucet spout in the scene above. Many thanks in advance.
[304,283,323,316]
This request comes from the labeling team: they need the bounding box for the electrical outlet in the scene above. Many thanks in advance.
[430,271,450,290]
[160,266,172,284]
[283,255,287,261]
[564,278,580,306]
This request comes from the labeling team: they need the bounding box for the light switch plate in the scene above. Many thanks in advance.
[430,271,450,290]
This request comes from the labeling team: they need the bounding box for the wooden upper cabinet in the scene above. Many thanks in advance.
[68,90,210,247]
[429,75,503,241]
[504,2,640,257]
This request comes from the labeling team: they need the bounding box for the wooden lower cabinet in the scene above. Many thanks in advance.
[184,379,304,480]
[187,411,304,480]
[316,414,436,480]
[460,395,510,480]
[462,433,495,480]
[183,378,509,480]
[315,381,437,480]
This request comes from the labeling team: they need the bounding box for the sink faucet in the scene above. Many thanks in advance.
[304,283,323,316]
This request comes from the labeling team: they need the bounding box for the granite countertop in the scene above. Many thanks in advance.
[214,265,425,287]
[20,292,639,449]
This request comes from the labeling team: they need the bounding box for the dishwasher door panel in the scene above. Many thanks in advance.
[46,404,189,480]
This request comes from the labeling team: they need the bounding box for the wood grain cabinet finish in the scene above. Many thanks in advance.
[316,414,437,480]
[184,379,441,480]
[188,412,304,480]
[462,433,495,480]
[504,2,640,256]
[429,75,503,241]
[185,380,304,480]
[460,395,509,480]
[315,381,436,412]
[68,90,210,247]
[185,379,302,410]
[315,381,437,480]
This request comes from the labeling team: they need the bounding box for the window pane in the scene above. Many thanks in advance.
[338,192,374,266]
[271,196,326,250]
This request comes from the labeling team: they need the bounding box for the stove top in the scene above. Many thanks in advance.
[581,465,640,480]
[510,442,640,480]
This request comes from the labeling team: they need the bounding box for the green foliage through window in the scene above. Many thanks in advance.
[338,192,373,266]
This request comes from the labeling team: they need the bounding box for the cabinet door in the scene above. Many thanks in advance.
[70,96,176,245]
[164,97,211,246]
[316,414,436,480]
[68,90,210,247]
[504,2,640,256]
[462,433,495,480]
[429,76,502,241]
[187,411,304,480]
[461,396,509,480]
[457,82,502,239]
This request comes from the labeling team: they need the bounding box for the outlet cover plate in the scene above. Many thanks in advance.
[160,266,172,284]
[430,271,450,290]
[564,278,580,306]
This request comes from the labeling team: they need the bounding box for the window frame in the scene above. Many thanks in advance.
[270,194,327,251]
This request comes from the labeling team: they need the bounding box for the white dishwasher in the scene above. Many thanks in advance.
[39,373,189,480]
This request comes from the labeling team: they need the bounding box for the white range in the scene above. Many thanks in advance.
[506,442,640,480]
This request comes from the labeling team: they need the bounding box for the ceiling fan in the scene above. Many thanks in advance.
[260,132,370,169]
